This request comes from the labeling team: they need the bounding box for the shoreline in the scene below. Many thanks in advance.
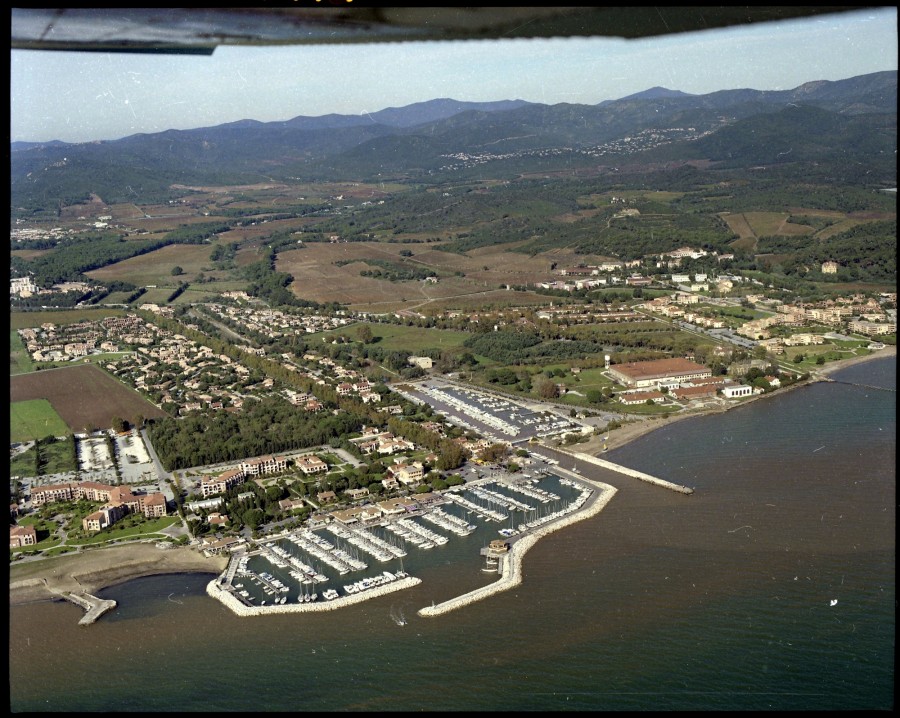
[9,543,228,607]
[419,479,617,617]
[10,345,894,612]
[579,345,895,455]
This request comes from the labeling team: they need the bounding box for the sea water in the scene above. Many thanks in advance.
[9,358,894,711]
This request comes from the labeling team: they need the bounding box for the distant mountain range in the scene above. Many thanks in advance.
[11,70,896,207]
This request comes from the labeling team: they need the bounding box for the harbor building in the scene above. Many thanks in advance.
[608,358,712,389]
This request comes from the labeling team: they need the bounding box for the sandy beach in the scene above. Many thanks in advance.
[9,345,894,608]
[9,543,227,606]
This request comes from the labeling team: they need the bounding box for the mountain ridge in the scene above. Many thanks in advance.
[10,71,896,206]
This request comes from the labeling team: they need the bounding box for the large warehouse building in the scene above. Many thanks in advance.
[609,358,712,388]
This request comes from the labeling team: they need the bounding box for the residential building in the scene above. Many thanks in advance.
[201,468,245,498]
[296,455,328,475]
[10,525,37,548]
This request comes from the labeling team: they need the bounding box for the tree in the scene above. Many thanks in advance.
[356,325,374,344]
[536,378,559,400]
[171,266,184,276]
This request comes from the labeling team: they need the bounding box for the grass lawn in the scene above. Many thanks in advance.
[67,516,181,546]
[10,448,37,478]
[316,322,471,354]
[10,329,34,374]
[10,400,71,443]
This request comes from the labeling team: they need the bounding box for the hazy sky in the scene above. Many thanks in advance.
[10,7,897,144]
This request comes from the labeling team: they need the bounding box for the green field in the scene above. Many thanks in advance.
[10,400,71,443]
[315,322,472,354]
[11,308,126,330]
[139,287,182,304]
[10,330,34,375]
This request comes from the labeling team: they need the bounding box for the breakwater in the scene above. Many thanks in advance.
[207,575,422,616]
[417,480,617,617]
[64,592,118,625]
[555,446,694,494]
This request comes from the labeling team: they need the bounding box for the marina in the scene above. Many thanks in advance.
[209,469,609,615]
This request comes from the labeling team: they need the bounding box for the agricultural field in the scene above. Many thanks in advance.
[138,287,184,304]
[9,364,168,433]
[276,241,577,311]
[86,242,229,286]
[10,248,52,260]
[106,203,147,220]
[813,218,870,240]
[316,322,471,355]
[10,330,33,374]
[740,212,816,237]
[10,399,70,442]
[11,308,126,330]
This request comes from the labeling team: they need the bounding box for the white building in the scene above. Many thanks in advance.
[722,385,753,399]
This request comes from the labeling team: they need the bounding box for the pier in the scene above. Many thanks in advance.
[64,592,118,625]
[550,445,693,494]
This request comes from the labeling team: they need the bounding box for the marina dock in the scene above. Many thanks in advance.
[418,479,617,617]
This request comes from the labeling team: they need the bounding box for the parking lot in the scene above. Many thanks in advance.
[400,380,591,443]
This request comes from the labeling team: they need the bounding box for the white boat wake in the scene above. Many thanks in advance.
[390,605,407,626]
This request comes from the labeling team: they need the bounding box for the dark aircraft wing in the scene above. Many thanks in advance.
[11,6,871,55]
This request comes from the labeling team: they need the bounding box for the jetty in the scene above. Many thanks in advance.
[64,592,118,625]
[418,479,617,617]
[207,574,422,616]
[550,445,693,495]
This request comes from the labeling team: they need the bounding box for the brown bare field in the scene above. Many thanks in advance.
[106,203,146,220]
[58,194,108,220]
[170,182,289,193]
[123,213,226,233]
[86,243,221,285]
[787,207,846,218]
[276,241,575,309]
[815,218,868,240]
[777,220,815,236]
[216,217,322,244]
[9,364,168,431]
[10,249,52,260]
[729,237,758,251]
[848,210,896,220]
[721,212,756,240]
[740,212,780,235]
[553,209,604,223]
